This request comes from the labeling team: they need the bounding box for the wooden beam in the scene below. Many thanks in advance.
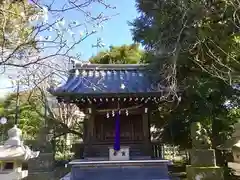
[142,112,151,156]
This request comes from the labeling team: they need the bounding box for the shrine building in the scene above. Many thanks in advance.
[50,63,172,180]
[49,63,165,160]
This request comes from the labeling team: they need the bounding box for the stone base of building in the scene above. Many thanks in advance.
[69,159,171,180]
[25,152,55,180]
[186,165,224,180]
[23,171,54,180]
[28,153,54,172]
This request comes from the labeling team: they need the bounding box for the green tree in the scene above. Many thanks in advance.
[0,87,84,141]
[156,79,239,149]
[131,0,240,89]
[0,0,40,67]
[0,0,38,48]
[0,91,43,140]
[90,43,145,64]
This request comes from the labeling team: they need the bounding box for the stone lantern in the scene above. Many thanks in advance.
[0,125,39,180]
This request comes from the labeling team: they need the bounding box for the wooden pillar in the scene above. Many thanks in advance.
[83,119,87,143]
[142,110,151,156]
[88,113,95,141]
[84,107,95,157]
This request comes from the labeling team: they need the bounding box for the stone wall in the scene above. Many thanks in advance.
[23,167,70,180]
[25,138,55,180]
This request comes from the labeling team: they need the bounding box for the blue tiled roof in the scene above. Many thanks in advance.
[50,64,159,95]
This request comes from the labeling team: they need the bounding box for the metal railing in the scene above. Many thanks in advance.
[151,141,164,159]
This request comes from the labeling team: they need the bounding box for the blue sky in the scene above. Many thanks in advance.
[77,0,139,60]
[0,0,138,98]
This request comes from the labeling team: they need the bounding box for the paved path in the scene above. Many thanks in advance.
[228,162,240,176]
[60,172,71,180]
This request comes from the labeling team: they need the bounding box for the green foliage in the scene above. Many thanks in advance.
[89,43,145,64]
[154,78,239,149]
[54,138,74,160]
[131,0,240,84]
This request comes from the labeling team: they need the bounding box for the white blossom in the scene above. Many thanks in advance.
[34,6,49,23]
[37,35,44,41]
[68,29,75,36]
[48,27,53,32]
[120,84,125,89]
[99,24,104,29]
[28,14,38,23]
[100,43,106,47]
[41,6,48,23]
[79,31,84,37]
[56,19,65,28]
[15,24,20,30]
[20,12,25,18]
[91,29,97,33]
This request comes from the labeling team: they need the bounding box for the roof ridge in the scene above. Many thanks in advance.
[74,63,148,70]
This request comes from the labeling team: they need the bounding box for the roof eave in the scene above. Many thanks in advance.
[50,91,164,98]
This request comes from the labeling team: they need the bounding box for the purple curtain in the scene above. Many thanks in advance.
[114,112,120,151]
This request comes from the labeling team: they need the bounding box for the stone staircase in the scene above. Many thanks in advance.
[69,160,170,180]
[71,166,169,180]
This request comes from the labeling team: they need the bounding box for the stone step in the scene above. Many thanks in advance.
[71,166,170,180]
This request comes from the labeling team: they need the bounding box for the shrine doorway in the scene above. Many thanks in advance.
[94,114,144,144]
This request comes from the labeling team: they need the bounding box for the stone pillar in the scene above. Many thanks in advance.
[186,122,224,180]
[25,128,54,180]
[27,152,54,180]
